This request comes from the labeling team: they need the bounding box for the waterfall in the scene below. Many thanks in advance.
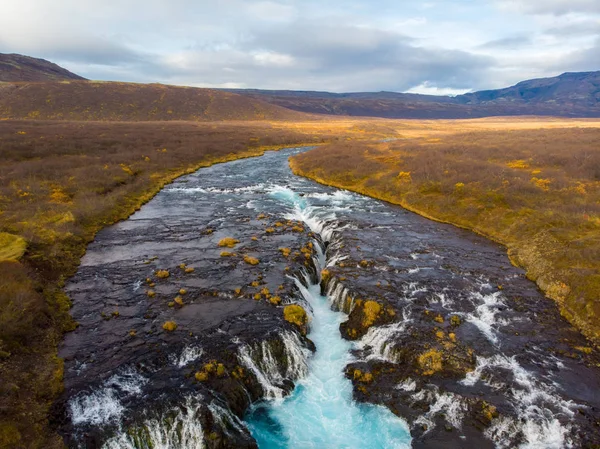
[69,368,147,426]
[103,398,207,449]
[245,184,412,448]
[462,354,577,448]
[238,332,311,400]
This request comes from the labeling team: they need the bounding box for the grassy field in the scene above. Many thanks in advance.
[2,115,599,448]
[0,117,393,448]
[290,118,600,346]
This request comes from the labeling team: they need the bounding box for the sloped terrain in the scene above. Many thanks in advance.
[0,81,308,121]
[0,53,85,82]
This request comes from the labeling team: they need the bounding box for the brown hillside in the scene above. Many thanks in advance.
[0,81,308,121]
[0,53,86,82]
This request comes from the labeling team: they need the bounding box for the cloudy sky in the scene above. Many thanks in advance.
[0,0,598,94]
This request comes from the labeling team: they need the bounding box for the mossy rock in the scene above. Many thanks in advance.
[284,305,308,334]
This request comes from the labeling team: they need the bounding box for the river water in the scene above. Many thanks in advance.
[56,147,600,448]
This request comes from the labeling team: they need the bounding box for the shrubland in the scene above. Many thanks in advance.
[290,124,600,345]
[0,117,379,448]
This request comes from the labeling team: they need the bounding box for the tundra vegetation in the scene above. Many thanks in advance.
[290,120,600,346]
[1,114,599,448]
[0,117,385,448]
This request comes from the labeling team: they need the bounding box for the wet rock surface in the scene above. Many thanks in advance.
[323,207,600,448]
[54,147,600,448]
[53,150,320,448]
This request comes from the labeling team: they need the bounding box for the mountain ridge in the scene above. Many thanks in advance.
[1,53,599,119]
[0,53,85,82]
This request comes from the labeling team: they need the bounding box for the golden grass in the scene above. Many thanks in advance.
[0,233,27,261]
[0,117,386,448]
[290,118,600,346]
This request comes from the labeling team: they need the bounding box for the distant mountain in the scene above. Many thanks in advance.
[0,53,86,82]
[0,81,306,121]
[458,71,600,107]
[227,71,600,118]
[1,52,599,119]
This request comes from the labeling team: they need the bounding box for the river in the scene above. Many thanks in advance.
[54,147,600,448]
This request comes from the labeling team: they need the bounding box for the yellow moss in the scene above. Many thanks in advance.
[174,296,184,306]
[359,260,369,267]
[195,371,208,382]
[251,281,260,287]
[574,346,593,354]
[0,233,27,261]
[265,228,275,234]
[179,263,187,269]
[244,255,260,265]
[231,366,245,379]
[321,269,331,283]
[257,213,266,220]
[185,267,195,273]
[129,330,136,337]
[531,177,552,191]
[216,363,226,377]
[162,321,177,332]
[179,288,187,295]
[270,296,282,305]
[204,362,217,373]
[284,304,308,328]
[434,314,444,323]
[234,287,242,295]
[418,349,443,376]
[220,251,234,257]
[449,332,457,342]
[507,159,530,169]
[435,330,445,339]
[254,293,262,300]
[156,270,170,279]
[49,187,71,204]
[397,171,412,182]
[362,301,382,328]
[279,247,291,257]
[168,302,175,307]
[251,236,258,241]
[218,237,240,248]
[146,290,155,298]
[450,315,461,326]
[291,225,304,232]
[275,222,284,227]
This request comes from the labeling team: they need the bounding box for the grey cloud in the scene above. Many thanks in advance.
[544,21,600,38]
[241,21,493,91]
[497,0,600,15]
[479,36,532,49]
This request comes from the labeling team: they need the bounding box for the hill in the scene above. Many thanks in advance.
[227,71,600,118]
[0,53,86,82]
[0,81,307,121]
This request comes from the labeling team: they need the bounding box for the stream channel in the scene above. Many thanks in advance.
[53,147,600,449]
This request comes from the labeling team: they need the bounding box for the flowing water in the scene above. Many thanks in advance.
[56,147,600,448]
[245,188,411,448]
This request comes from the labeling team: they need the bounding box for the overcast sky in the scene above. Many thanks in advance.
[0,0,598,94]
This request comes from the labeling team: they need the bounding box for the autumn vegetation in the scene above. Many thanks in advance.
[0,117,383,448]
[290,121,600,345]
[1,94,600,449]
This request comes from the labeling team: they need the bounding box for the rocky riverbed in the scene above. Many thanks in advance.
[53,147,600,448]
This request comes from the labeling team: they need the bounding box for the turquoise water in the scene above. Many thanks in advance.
[246,281,412,449]
[245,186,412,449]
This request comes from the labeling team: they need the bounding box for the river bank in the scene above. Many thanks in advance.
[289,128,600,348]
[55,147,600,448]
